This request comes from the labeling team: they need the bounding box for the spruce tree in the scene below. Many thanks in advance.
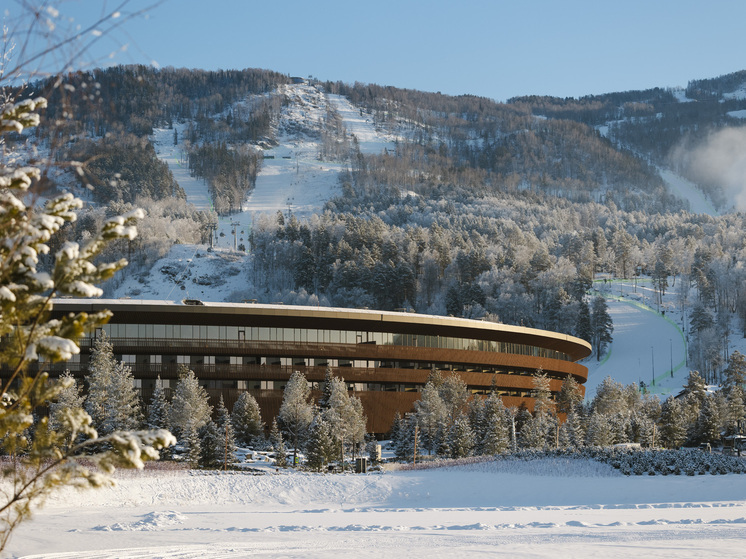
[198,420,223,468]
[306,413,333,471]
[322,375,367,469]
[231,391,264,446]
[147,378,171,459]
[591,295,614,360]
[658,396,687,449]
[584,411,614,447]
[278,371,314,467]
[269,418,287,467]
[49,371,86,449]
[169,366,212,439]
[318,366,335,410]
[85,333,142,436]
[480,392,510,455]
[84,333,117,434]
[215,396,238,468]
[557,375,583,416]
[448,415,475,458]
[694,394,723,444]
[184,419,202,468]
[414,380,447,455]
[147,377,170,431]
[724,351,746,391]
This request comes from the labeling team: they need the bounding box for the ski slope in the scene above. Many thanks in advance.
[584,277,746,400]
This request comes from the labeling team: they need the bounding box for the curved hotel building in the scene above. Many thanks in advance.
[40,299,592,434]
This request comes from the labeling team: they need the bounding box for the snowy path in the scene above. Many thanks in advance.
[584,280,688,399]
[152,127,212,211]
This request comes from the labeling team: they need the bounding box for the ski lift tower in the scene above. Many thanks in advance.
[207,223,218,249]
[231,221,240,251]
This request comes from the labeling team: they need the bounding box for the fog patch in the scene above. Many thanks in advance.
[672,126,746,211]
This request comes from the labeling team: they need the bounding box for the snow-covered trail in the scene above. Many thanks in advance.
[584,280,688,399]
[152,126,212,211]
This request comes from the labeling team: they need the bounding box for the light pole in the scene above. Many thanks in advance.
[670,338,673,378]
[651,346,655,387]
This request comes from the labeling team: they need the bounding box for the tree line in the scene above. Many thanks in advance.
[390,354,746,461]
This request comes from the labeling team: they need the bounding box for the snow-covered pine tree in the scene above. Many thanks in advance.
[479,392,510,455]
[413,380,447,455]
[269,418,287,467]
[278,371,314,467]
[305,412,334,471]
[169,365,212,439]
[322,375,367,470]
[658,396,687,449]
[198,420,223,468]
[318,366,335,410]
[557,374,583,416]
[723,386,745,437]
[724,351,746,392]
[231,391,264,447]
[85,333,143,436]
[395,415,416,462]
[48,371,86,449]
[366,435,380,466]
[147,378,171,459]
[448,414,475,458]
[389,412,404,456]
[147,377,170,431]
[184,419,202,468]
[693,394,722,445]
[584,411,614,447]
[591,295,613,360]
[83,333,117,433]
[559,410,586,448]
[215,396,238,468]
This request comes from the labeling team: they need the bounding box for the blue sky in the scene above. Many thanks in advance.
[10,0,746,101]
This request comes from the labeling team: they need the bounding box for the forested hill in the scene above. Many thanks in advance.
[16,66,746,376]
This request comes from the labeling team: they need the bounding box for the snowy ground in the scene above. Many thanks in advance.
[9,458,746,558]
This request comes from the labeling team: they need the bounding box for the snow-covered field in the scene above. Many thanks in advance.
[9,458,746,558]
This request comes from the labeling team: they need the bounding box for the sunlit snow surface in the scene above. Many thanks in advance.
[11,459,746,558]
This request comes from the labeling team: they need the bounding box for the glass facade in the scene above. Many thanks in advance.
[99,323,572,362]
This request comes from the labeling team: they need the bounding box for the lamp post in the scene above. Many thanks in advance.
[670,338,673,378]
[651,346,655,387]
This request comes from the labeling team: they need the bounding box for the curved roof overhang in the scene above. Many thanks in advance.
[52,299,593,362]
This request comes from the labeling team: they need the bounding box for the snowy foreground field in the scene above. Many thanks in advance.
[9,458,746,558]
